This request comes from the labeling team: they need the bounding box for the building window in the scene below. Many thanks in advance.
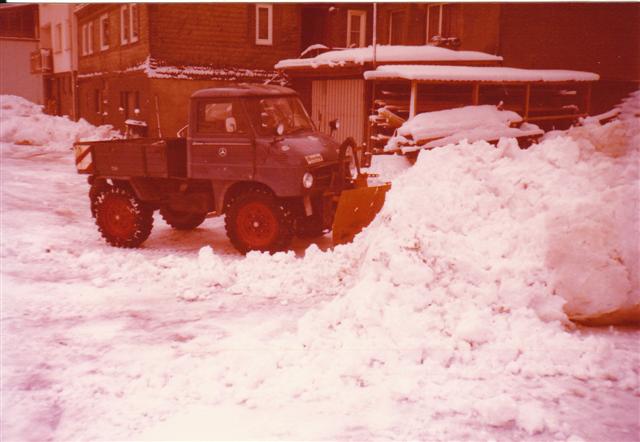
[81,22,93,56]
[100,14,110,51]
[347,10,366,48]
[130,4,139,43]
[80,24,85,55]
[426,3,457,43]
[120,4,139,45]
[120,91,129,118]
[54,23,62,53]
[119,91,140,119]
[255,4,273,45]
[120,5,129,45]
[388,10,405,45]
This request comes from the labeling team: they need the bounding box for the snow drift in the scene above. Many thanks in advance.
[0,95,120,154]
[144,92,639,438]
[1,92,638,440]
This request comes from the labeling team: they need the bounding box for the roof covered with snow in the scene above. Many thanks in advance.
[364,65,600,83]
[275,45,503,70]
[79,57,283,83]
[191,85,296,98]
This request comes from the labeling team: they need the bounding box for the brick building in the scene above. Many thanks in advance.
[294,3,638,113]
[273,3,637,149]
[75,3,301,136]
[39,4,78,118]
[0,4,44,105]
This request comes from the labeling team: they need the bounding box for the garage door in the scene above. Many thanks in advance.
[311,79,366,145]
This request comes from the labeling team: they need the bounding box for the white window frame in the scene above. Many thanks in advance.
[130,4,139,43]
[120,5,129,45]
[347,10,366,48]
[64,19,70,51]
[87,22,93,54]
[121,4,139,45]
[426,3,448,42]
[99,14,109,51]
[81,22,93,56]
[388,10,405,45]
[255,4,273,46]
[54,22,62,53]
[81,24,86,55]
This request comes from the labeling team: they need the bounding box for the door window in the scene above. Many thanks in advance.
[197,101,247,135]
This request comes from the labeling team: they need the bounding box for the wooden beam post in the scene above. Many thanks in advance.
[472,84,480,105]
[524,84,531,121]
[409,80,417,119]
[585,83,592,115]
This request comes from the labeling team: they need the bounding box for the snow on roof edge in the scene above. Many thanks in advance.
[364,64,600,83]
[275,45,503,70]
[78,56,283,82]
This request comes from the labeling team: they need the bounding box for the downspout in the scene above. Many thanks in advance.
[372,2,377,68]
[366,2,379,165]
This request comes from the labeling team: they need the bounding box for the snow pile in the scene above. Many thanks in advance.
[0,95,120,153]
[364,64,600,82]
[364,154,413,182]
[275,45,502,70]
[385,105,543,153]
[1,89,638,440]
[146,97,640,438]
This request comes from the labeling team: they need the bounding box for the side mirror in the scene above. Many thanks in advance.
[329,118,340,132]
[176,124,188,138]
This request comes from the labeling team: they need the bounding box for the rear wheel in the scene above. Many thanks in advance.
[89,180,109,218]
[160,207,206,230]
[94,186,153,248]
[225,189,293,254]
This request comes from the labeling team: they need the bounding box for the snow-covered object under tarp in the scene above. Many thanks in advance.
[0,95,120,154]
[364,64,600,82]
[385,105,544,153]
[275,45,502,70]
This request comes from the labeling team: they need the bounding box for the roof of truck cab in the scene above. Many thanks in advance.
[191,84,297,98]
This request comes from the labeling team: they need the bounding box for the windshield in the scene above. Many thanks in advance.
[247,96,315,136]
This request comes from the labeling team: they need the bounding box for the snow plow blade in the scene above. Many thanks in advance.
[332,183,391,245]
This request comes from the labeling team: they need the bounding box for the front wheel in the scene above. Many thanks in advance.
[225,189,293,254]
[94,186,153,248]
[160,207,206,230]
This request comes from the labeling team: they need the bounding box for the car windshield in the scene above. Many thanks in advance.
[247,96,314,136]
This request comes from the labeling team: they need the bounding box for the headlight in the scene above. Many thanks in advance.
[302,172,314,189]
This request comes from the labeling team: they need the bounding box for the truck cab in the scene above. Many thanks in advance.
[76,85,363,253]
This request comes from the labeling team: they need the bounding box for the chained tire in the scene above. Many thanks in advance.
[89,180,109,218]
[94,185,153,248]
[225,188,294,254]
[160,207,207,230]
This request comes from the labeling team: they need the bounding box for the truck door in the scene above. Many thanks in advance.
[188,99,254,180]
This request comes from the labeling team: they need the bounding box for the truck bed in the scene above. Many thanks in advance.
[75,138,187,178]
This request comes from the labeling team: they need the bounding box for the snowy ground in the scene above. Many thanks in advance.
[1,95,639,441]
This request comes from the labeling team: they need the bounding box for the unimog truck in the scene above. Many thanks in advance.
[74,85,389,254]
